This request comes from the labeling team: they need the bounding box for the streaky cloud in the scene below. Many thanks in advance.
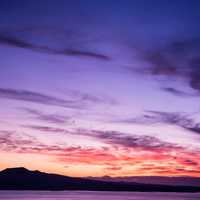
[162,87,197,97]
[147,111,200,135]
[66,90,118,105]
[111,110,200,136]
[135,37,200,92]
[0,88,83,109]
[21,108,70,124]
[0,28,111,61]
[75,129,182,152]
[1,129,199,175]
[25,124,183,152]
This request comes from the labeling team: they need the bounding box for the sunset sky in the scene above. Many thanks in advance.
[0,0,200,177]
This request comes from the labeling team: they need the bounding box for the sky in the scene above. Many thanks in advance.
[0,0,200,177]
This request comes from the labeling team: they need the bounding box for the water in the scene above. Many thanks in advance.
[0,191,200,200]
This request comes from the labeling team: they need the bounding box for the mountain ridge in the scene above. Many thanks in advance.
[0,167,199,192]
[87,175,200,187]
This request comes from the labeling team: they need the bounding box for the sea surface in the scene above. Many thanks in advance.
[0,191,200,200]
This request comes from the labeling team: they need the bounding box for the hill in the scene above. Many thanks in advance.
[0,167,199,192]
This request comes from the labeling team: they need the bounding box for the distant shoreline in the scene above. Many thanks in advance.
[0,168,199,193]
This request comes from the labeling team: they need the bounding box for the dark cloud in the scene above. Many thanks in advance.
[139,38,200,92]
[0,129,118,166]
[0,130,39,152]
[182,159,199,166]
[26,125,182,152]
[22,125,67,134]
[162,87,197,97]
[66,90,118,105]
[0,88,83,109]
[104,166,122,171]
[81,129,181,152]
[61,49,110,60]
[123,111,200,136]
[147,111,200,135]
[144,51,177,76]
[0,28,110,61]
[21,108,70,124]
[1,87,117,110]
[174,168,200,174]
[111,114,158,125]
[0,33,35,49]
[0,129,78,154]
[185,126,200,135]
[1,129,199,172]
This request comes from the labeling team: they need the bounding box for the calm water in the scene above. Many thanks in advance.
[0,191,200,200]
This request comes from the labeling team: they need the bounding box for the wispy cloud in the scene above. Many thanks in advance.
[134,37,200,92]
[0,130,39,152]
[104,166,122,171]
[0,88,83,109]
[162,87,197,97]
[1,128,199,176]
[76,129,185,152]
[24,125,183,152]
[22,125,68,134]
[0,129,117,166]
[0,87,117,110]
[0,28,110,61]
[61,49,110,60]
[66,90,118,105]
[146,111,200,135]
[21,108,70,124]
[116,111,200,136]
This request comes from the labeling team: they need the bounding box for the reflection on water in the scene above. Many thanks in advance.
[0,191,200,200]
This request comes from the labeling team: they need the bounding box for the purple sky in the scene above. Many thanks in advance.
[0,0,200,177]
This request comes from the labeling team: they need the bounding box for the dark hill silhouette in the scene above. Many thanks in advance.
[0,167,200,192]
[87,175,200,187]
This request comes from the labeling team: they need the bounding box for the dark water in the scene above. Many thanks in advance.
[0,191,200,200]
